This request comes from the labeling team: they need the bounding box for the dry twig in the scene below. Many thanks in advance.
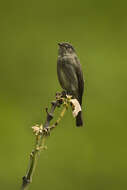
[21,92,71,190]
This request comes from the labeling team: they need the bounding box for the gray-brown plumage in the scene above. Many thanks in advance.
[57,42,84,126]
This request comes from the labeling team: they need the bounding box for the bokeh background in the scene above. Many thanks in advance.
[0,0,127,189]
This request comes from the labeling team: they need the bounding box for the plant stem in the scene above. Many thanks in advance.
[21,92,69,190]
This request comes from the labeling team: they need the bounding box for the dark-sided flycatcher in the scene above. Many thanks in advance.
[57,42,84,126]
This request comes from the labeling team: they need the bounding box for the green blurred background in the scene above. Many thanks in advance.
[0,0,127,189]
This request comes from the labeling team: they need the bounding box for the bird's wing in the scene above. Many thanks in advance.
[74,57,84,105]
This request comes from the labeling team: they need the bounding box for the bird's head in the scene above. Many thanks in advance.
[58,42,75,56]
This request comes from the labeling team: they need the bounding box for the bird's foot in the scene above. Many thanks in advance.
[43,127,50,136]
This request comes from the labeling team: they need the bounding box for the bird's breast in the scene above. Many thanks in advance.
[57,55,79,95]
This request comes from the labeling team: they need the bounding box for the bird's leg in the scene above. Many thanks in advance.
[61,90,67,97]
[66,91,75,99]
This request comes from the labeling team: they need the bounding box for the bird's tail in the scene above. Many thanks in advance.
[76,111,83,127]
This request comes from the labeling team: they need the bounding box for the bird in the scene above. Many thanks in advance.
[57,42,84,126]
